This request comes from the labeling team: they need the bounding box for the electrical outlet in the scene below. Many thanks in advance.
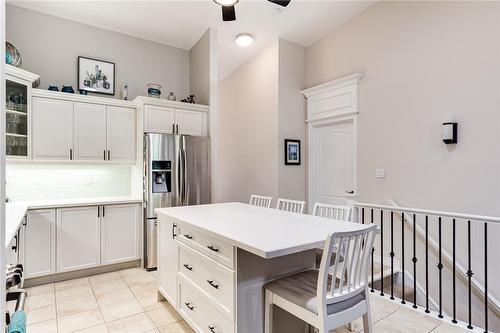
[83,175,93,185]
[376,169,385,179]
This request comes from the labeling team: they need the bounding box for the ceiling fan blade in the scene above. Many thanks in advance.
[267,0,291,7]
[222,5,236,21]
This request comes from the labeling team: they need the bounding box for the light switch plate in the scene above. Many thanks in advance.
[376,169,385,179]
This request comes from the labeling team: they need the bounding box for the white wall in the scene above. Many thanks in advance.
[6,5,190,100]
[217,42,279,203]
[278,40,306,201]
[190,30,210,105]
[6,164,132,201]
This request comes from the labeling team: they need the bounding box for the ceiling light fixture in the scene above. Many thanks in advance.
[235,33,254,47]
[214,0,239,6]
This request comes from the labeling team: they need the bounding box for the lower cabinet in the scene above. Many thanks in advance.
[24,209,56,278]
[158,215,178,307]
[56,206,101,273]
[101,204,141,265]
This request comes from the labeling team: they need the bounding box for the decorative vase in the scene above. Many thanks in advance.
[48,85,59,92]
[79,90,88,95]
[5,42,22,68]
[147,84,161,98]
[167,92,176,101]
[61,86,75,93]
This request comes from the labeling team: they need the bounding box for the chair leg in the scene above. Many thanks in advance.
[362,296,373,333]
[347,322,353,331]
[265,289,274,333]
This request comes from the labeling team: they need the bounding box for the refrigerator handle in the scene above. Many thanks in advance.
[176,139,182,206]
[182,148,188,205]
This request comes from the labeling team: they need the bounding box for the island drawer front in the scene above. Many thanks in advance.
[178,243,234,318]
[177,223,234,269]
[179,276,235,333]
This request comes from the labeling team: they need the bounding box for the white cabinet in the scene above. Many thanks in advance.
[101,204,141,265]
[56,206,100,273]
[144,105,175,134]
[74,102,107,161]
[175,109,207,137]
[107,106,136,162]
[24,209,56,278]
[158,216,178,306]
[32,97,74,160]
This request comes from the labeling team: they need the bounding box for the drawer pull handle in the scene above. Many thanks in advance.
[183,264,193,271]
[207,245,219,252]
[184,234,193,239]
[185,302,195,311]
[207,280,219,289]
[208,326,216,333]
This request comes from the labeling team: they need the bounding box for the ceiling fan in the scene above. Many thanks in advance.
[214,0,291,22]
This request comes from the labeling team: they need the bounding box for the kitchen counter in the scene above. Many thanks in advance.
[5,196,142,248]
[155,202,366,259]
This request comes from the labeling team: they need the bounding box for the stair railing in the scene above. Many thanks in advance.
[355,202,500,332]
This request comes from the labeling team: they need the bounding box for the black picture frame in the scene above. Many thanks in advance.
[78,56,115,95]
[284,139,301,165]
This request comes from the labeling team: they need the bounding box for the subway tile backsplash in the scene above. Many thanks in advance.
[6,164,132,201]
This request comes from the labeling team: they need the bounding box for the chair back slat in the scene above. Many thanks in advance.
[313,202,352,221]
[317,224,377,314]
[276,198,305,214]
[249,195,272,208]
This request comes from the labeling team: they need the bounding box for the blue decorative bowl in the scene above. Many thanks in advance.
[48,85,59,92]
[61,86,75,94]
[6,42,22,68]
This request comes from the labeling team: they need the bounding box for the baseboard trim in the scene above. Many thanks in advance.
[24,259,142,288]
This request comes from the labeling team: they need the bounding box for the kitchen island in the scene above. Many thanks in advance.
[155,202,366,333]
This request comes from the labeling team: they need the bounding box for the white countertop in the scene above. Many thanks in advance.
[5,196,142,248]
[155,202,368,259]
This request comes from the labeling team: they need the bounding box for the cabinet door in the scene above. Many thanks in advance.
[24,209,56,278]
[56,206,100,273]
[175,109,207,136]
[32,97,74,160]
[144,105,175,134]
[107,106,136,162]
[158,216,178,306]
[101,204,141,265]
[74,102,107,161]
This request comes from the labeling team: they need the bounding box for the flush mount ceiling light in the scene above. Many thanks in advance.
[235,33,254,47]
[213,0,239,5]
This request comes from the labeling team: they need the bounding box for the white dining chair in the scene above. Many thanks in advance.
[276,198,305,214]
[249,194,273,208]
[313,202,352,221]
[264,224,377,333]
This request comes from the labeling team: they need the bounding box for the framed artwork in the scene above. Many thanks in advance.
[284,139,301,165]
[78,56,115,95]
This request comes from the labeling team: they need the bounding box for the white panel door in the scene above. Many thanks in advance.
[175,109,206,136]
[101,204,141,265]
[74,102,107,161]
[24,209,56,278]
[32,97,74,160]
[56,206,100,273]
[144,105,175,134]
[313,119,356,206]
[158,216,178,306]
[107,106,136,162]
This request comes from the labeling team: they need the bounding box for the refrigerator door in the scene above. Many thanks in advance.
[180,135,211,206]
[144,133,178,218]
[145,218,157,269]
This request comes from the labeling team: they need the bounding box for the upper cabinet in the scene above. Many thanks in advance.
[138,97,209,137]
[30,90,137,163]
[5,65,39,159]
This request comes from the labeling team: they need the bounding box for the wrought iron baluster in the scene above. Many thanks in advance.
[390,211,395,300]
[467,220,473,329]
[401,212,405,304]
[438,217,443,318]
[484,222,488,333]
[452,219,457,323]
[425,215,430,313]
[380,210,384,296]
[362,207,365,224]
[412,213,417,309]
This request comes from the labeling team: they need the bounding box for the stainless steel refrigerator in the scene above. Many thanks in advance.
[144,133,211,270]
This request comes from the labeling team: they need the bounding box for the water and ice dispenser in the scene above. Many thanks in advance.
[151,160,171,193]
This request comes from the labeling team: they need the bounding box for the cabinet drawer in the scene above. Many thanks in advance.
[177,224,234,269]
[178,243,234,319]
[179,276,234,333]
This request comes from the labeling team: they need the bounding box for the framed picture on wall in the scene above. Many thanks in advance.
[78,56,115,95]
[285,139,301,165]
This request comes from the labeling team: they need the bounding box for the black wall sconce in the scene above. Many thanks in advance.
[442,122,458,144]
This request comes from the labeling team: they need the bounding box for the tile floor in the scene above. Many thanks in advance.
[21,267,471,333]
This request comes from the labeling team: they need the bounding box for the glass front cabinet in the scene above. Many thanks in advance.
[5,65,39,159]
